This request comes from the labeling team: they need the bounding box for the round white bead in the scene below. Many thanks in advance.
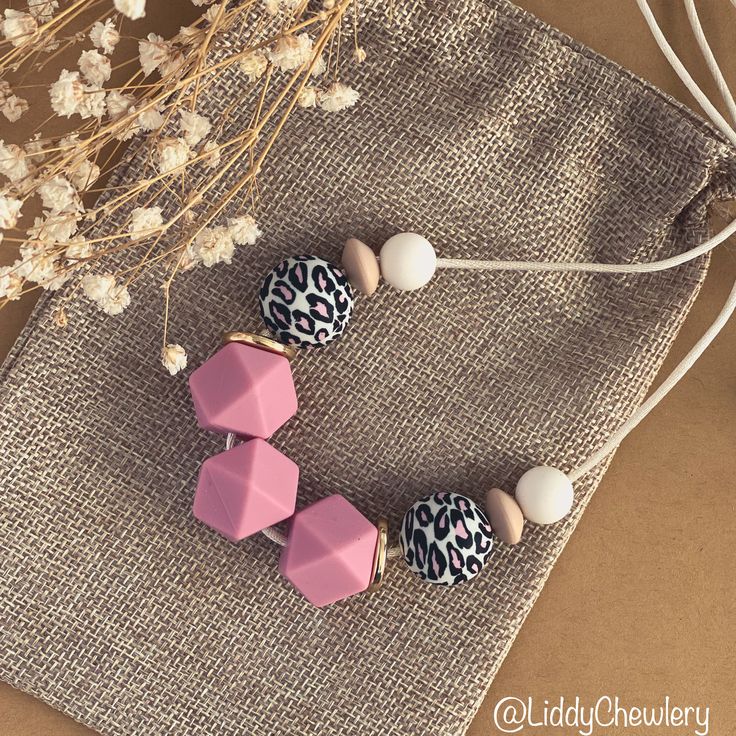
[515,466,573,525]
[379,232,437,291]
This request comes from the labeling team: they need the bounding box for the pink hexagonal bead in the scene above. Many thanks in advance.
[189,342,297,438]
[193,438,298,542]
[279,495,379,607]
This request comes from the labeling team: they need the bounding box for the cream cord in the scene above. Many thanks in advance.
[254,1,736,551]
[435,217,736,274]
[635,0,736,147]
[684,0,736,127]
[569,271,736,481]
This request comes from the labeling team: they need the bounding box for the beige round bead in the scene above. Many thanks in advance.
[379,232,436,291]
[515,466,573,525]
[341,238,380,296]
[484,487,524,545]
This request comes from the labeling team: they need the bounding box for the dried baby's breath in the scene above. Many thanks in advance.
[114,0,146,21]
[78,49,112,86]
[0,195,23,229]
[89,19,120,54]
[2,94,28,122]
[51,304,69,327]
[297,86,317,108]
[0,0,365,374]
[239,50,268,81]
[269,33,313,71]
[2,10,38,47]
[318,81,359,111]
[179,110,212,147]
[162,343,188,375]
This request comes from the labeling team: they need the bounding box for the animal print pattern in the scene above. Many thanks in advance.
[258,255,353,348]
[399,492,494,586]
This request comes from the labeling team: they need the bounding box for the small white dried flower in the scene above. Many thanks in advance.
[114,116,141,141]
[37,175,80,214]
[106,90,135,121]
[51,305,69,328]
[322,0,335,9]
[129,206,163,237]
[162,343,187,375]
[177,248,198,271]
[2,94,28,122]
[19,241,43,263]
[89,18,119,54]
[297,86,317,108]
[239,51,268,82]
[179,110,212,147]
[0,265,23,301]
[137,105,164,131]
[81,273,131,315]
[77,86,106,119]
[318,82,359,112]
[312,54,326,77]
[0,81,10,104]
[177,25,201,45]
[65,237,93,262]
[200,140,221,169]
[0,141,32,183]
[139,33,172,76]
[24,250,60,286]
[156,137,191,174]
[82,273,115,301]
[353,47,366,64]
[264,0,301,14]
[28,0,58,22]
[269,34,313,72]
[0,194,23,229]
[114,0,146,21]
[159,49,184,79]
[28,212,80,243]
[203,2,226,23]
[24,136,46,163]
[70,159,100,191]
[100,282,131,315]
[190,226,234,267]
[43,269,70,292]
[49,69,84,117]
[78,49,111,86]
[227,215,261,246]
[2,10,37,47]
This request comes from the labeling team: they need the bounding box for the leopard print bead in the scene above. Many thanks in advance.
[258,255,354,349]
[399,492,494,586]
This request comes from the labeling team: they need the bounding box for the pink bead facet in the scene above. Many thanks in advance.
[189,342,297,438]
[193,438,298,542]
[279,495,378,607]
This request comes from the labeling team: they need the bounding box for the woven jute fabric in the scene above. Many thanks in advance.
[2,1,735,734]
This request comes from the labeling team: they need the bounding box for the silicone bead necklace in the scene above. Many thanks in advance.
[188,220,736,607]
[186,0,736,607]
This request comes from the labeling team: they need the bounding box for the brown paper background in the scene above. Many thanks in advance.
[0,1,734,735]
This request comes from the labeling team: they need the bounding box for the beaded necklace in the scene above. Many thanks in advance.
[187,219,736,607]
[182,0,736,608]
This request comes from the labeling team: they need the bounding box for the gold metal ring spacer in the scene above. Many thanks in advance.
[221,331,298,362]
[367,518,389,593]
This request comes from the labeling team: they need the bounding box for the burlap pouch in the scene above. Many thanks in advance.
[2,1,735,734]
